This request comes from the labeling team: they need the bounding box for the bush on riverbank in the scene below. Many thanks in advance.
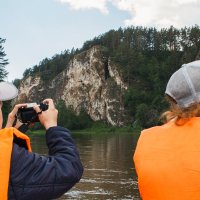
[28,121,140,135]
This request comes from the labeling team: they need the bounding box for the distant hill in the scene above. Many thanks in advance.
[14,25,200,128]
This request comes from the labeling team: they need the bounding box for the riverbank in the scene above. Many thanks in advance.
[28,122,142,135]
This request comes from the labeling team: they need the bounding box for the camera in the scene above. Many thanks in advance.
[17,102,48,123]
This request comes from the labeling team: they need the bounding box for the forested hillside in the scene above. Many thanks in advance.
[15,25,200,128]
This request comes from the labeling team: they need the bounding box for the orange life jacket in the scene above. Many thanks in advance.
[134,117,200,200]
[0,127,32,200]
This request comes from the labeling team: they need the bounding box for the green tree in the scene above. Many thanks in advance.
[135,104,159,128]
[0,38,8,81]
[0,38,10,125]
[56,100,93,130]
[13,78,21,88]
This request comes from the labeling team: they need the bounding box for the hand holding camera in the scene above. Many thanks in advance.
[6,98,58,130]
[34,99,58,130]
[6,103,29,129]
[17,102,48,123]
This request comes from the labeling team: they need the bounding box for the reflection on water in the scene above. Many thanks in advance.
[30,132,141,200]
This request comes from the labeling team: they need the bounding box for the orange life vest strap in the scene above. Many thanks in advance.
[0,127,32,200]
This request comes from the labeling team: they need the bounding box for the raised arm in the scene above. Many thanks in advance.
[9,99,83,200]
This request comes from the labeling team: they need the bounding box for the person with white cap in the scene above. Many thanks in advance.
[134,60,200,200]
[0,81,18,128]
[0,82,83,200]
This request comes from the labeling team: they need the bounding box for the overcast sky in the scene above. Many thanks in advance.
[1,0,200,81]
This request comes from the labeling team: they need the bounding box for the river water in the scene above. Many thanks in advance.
[30,132,141,200]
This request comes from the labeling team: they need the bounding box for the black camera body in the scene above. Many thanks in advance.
[17,103,48,123]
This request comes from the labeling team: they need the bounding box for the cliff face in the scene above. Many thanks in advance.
[16,46,128,126]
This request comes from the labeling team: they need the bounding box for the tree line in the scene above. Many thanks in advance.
[80,25,200,127]
[0,38,92,129]
[2,25,200,128]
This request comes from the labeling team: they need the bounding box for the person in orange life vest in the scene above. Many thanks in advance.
[134,60,200,200]
[0,82,83,200]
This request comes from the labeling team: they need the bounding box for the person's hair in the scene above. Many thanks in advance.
[161,95,200,125]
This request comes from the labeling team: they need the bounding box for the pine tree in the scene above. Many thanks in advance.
[0,38,8,81]
[0,38,10,127]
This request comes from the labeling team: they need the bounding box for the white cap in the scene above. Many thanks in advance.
[0,82,18,101]
[165,60,200,108]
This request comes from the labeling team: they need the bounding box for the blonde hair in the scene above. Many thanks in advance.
[161,95,200,125]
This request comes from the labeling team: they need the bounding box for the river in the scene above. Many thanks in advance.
[30,131,141,200]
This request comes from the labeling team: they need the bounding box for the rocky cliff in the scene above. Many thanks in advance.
[16,46,128,126]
